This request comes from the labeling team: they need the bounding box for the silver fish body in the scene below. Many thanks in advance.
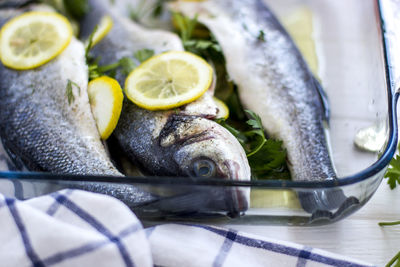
[82,0,251,181]
[81,0,251,212]
[170,0,336,182]
[0,7,121,176]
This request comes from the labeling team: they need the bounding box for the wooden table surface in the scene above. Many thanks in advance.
[230,183,400,266]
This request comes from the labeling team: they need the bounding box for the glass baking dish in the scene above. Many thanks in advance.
[0,0,398,226]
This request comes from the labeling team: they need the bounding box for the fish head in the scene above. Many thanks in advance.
[159,115,251,213]
[160,115,250,180]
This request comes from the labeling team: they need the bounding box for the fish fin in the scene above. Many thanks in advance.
[298,188,347,214]
[313,76,331,124]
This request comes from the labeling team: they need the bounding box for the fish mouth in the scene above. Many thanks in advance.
[225,187,249,217]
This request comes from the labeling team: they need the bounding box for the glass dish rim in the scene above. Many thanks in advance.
[0,0,398,190]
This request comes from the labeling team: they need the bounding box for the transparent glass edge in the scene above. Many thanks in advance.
[0,0,398,190]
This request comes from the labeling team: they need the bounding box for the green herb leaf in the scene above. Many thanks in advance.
[119,57,136,76]
[257,30,266,42]
[172,12,198,43]
[217,110,289,180]
[63,0,89,19]
[97,62,121,73]
[248,140,289,180]
[217,120,248,146]
[65,79,81,105]
[384,155,400,189]
[134,49,155,63]
[88,58,120,81]
[85,25,98,61]
[152,0,164,18]
[246,110,263,130]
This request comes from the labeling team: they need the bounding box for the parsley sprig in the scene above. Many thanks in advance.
[219,110,289,180]
[384,154,400,189]
[172,12,222,55]
[85,25,154,81]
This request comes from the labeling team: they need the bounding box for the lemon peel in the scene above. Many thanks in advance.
[0,11,73,70]
[88,76,123,140]
[213,97,229,120]
[125,51,213,111]
[89,15,113,47]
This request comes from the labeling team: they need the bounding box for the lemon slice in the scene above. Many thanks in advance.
[213,97,229,120]
[125,51,213,111]
[88,76,124,140]
[0,11,72,70]
[89,15,113,47]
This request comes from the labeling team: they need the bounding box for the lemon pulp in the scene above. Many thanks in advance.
[0,11,72,70]
[125,51,213,111]
[88,76,123,140]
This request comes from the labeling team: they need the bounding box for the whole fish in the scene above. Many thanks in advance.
[81,0,251,212]
[170,0,336,182]
[0,5,158,206]
[0,9,119,175]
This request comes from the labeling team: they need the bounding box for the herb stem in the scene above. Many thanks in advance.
[247,138,267,157]
[386,251,400,267]
[97,62,120,72]
[379,221,400,226]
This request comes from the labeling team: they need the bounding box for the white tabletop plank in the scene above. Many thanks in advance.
[229,183,400,266]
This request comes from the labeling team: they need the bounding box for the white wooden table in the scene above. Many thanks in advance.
[230,183,400,266]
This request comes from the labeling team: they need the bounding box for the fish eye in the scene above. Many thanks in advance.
[192,159,216,178]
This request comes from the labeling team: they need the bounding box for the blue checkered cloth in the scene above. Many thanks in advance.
[0,189,374,267]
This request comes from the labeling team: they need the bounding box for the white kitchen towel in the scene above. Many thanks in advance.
[0,189,375,267]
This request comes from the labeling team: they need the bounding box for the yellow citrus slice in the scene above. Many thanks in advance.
[213,97,229,120]
[88,76,124,140]
[0,11,72,70]
[89,15,113,47]
[125,51,213,111]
